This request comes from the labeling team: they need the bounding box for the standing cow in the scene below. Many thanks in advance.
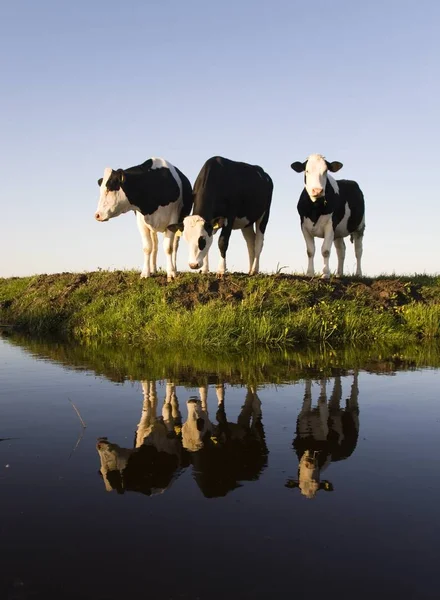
[95,157,192,281]
[168,156,273,276]
[290,154,365,279]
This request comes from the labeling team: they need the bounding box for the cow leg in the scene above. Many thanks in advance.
[171,233,180,274]
[201,254,209,274]
[333,237,346,277]
[136,213,153,278]
[353,232,363,276]
[163,230,177,281]
[302,227,316,277]
[321,222,335,279]
[217,224,233,277]
[241,226,256,274]
[150,231,158,274]
[251,210,270,275]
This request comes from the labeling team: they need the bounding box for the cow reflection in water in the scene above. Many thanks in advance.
[97,380,186,495]
[97,381,268,498]
[182,383,268,498]
[286,372,359,499]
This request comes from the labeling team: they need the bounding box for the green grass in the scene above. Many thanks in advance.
[1,270,440,349]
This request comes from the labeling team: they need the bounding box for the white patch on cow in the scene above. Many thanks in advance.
[334,202,351,238]
[181,215,215,270]
[232,216,250,230]
[95,167,132,221]
[302,214,332,239]
[141,199,181,233]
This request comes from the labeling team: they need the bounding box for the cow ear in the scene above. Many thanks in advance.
[97,178,103,187]
[291,161,306,173]
[116,168,125,183]
[327,161,343,173]
[211,217,227,230]
[320,480,334,491]
[167,223,184,233]
[285,479,300,489]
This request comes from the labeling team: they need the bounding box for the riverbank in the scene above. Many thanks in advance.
[1,271,439,348]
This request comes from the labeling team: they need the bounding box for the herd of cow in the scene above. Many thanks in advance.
[96,374,359,500]
[95,154,366,280]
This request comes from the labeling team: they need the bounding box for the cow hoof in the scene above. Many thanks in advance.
[167,273,176,282]
[321,273,330,280]
[140,272,150,279]
[216,272,225,279]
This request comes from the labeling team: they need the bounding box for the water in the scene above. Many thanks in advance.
[1,336,440,599]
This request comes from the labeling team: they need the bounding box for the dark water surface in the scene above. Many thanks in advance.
[1,336,440,599]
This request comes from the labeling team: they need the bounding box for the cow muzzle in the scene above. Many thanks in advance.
[95,212,107,222]
[189,262,201,270]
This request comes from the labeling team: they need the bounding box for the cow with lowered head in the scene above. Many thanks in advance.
[95,157,193,281]
[169,156,273,277]
[291,154,365,279]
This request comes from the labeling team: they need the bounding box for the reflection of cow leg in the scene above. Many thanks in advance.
[199,384,208,412]
[301,379,313,413]
[136,381,158,447]
[318,378,329,440]
[237,385,262,429]
[215,383,225,406]
[347,370,360,432]
[163,381,181,433]
[329,376,343,442]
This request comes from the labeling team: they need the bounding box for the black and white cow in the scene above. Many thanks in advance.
[291,154,365,279]
[96,380,188,496]
[168,156,273,276]
[95,157,193,281]
[285,373,359,499]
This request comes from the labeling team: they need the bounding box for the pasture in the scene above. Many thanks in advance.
[1,271,440,348]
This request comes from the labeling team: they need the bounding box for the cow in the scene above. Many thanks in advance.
[95,157,193,281]
[96,380,187,496]
[285,372,360,499]
[168,156,273,276]
[182,383,268,498]
[290,154,365,279]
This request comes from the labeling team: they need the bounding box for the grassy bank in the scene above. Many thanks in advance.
[1,271,440,348]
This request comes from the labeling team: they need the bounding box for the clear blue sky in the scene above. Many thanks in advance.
[2,0,439,277]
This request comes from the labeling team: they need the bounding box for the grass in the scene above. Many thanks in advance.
[1,270,440,349]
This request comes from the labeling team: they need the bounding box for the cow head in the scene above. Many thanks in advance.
[181,397,213,452]
[95,167,132,221]
[285,450,334,499]
[168,215,227,270]
[291,154,343,201]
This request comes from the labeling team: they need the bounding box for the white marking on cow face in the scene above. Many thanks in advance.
[298,450,321,499]
[292,154,342,202]
[95,167,132,222]
[181,215,215,270]
[182,399,212,452]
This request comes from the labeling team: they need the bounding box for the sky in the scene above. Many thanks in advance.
[1,0,439,278]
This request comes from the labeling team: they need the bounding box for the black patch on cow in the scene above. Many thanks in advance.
[196,417,205,432]
[198,236,206,251]
[97,178,103,187]
[191,156,273,260]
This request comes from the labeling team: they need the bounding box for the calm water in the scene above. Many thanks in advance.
[1,336,440,600]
